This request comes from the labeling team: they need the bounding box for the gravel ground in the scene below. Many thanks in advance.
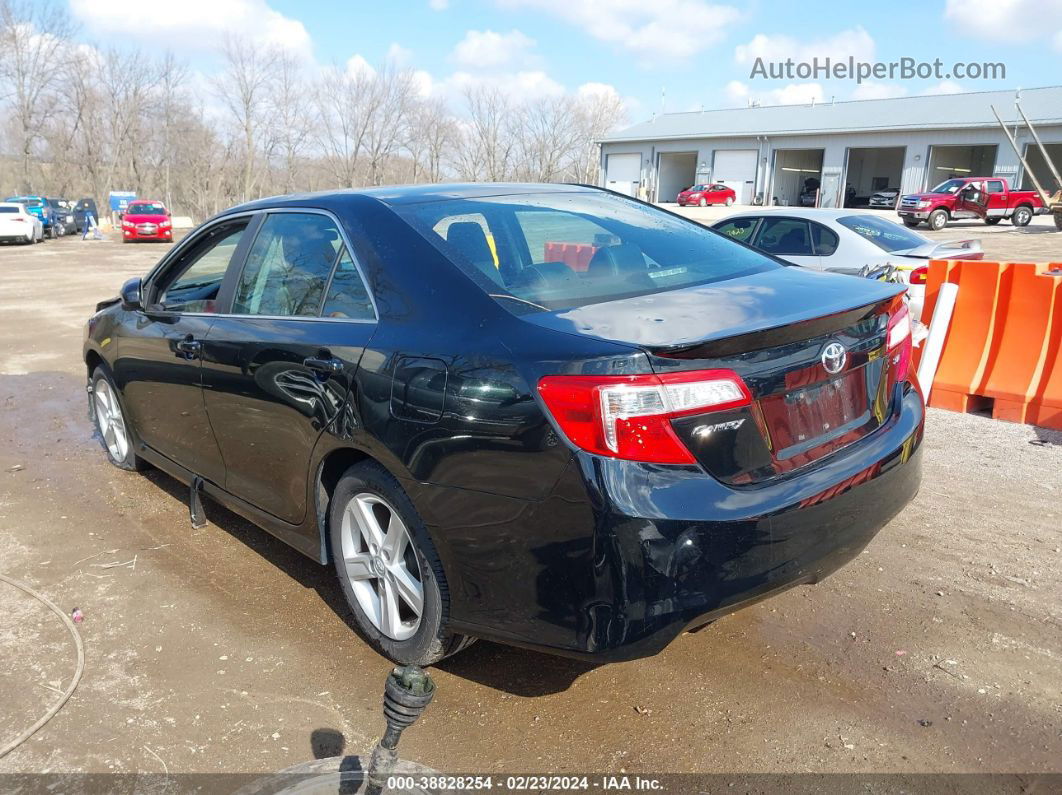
[0,233,1059,786]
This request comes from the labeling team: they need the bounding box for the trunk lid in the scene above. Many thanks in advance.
[525,267,906,484]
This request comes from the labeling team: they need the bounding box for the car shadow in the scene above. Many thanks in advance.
[140,469,602,696]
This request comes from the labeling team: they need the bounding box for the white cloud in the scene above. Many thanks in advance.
[386,43,413,66]
[446,69,564,100]
[499,0,741,61]
[725,80,825,107]
[346,54,376,79]
[429,0,449,9]
[411,69,435,98]
[734,26,875,66]
[922,80,964,96]
[452,29,536,68]
[68,0,312,54]
[576,82,619,101]
[944,0,1062,44]
[851,81,907,100]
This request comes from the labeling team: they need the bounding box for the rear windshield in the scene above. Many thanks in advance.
[128,203,165,214]
[394,191,780,313]
[9,198,42,207]
[837,215,927,253]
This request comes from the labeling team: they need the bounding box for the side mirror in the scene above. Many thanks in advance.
[120,277,143,311]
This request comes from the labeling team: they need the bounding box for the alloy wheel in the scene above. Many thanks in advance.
[340,493,424,640]
[93,378,129,461]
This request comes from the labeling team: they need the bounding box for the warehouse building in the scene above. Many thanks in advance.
[598,86,1062,208]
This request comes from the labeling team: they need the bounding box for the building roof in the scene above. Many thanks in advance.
[602,85,1062,143]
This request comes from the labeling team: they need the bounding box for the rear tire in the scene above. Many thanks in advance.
[1012,206,1032,227]
[928,209,949,231]
[725,196,734,206]
[329,461,475,666]
[1054,212,1062,232]
[90,366,147,471]
[984,217,1002,225]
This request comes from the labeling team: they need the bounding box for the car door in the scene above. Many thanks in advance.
[199,209,377,525]
[956,181,988,219]
[808,221,858,275]
[751,216,821,269]
[114,215,253,483]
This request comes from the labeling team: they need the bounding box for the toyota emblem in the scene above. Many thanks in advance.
[821,342,847,374]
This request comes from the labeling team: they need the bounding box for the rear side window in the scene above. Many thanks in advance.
[986,180,1004,193]
[811,223,839,256]
[395,191,778,313]
[321,246,374,320]
[233,213,342,317]
[755,218,813,256]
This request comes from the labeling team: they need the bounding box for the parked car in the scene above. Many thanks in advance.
[868,188,901,209]
[712,208,983,322]
[798,178,821,207]
[4,195,55,238]
[84,184,923,665]
[47,197,77,236]
[73,197,100,233]
[676,183,736,207]
[897,177,1044,230]
[120,200,173,243]
[0,201,45,244]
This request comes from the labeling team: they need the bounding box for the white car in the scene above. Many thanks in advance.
[712,207,983,322]
[0,202,45,244]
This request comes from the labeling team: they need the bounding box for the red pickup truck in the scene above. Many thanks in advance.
[897,177,1044,231]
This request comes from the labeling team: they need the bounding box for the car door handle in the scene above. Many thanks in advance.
[175,336,202,358]
[303,356,343,374]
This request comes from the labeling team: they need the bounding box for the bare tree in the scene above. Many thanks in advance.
[516,96,581,182]
[214,34,281,202]
[454,85,519,182]
[313,62,376,188]
[407,97,457,183]
[0,0,77,191]
[268,51,312,194]
[569,89,626,184]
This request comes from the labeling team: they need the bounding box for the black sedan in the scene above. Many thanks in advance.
[83,184,924,665]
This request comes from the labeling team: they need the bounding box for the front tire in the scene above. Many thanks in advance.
[725,196,734,206]
[1012,206,1032,227]
[928,209,949,231]
[329,462,474,666]
[90,367,146,471]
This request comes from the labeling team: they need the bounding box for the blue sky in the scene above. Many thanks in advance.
[65,0,1062,124]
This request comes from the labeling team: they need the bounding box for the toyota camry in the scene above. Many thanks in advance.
[83,184,923,665]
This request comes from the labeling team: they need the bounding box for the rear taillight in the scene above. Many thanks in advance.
[887,301,912,381]
[909,266,928,285]
[12,217,25,222]
[538,370,751,464]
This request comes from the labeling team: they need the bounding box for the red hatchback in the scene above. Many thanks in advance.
[121,200,173,243]
[676,184,736,207]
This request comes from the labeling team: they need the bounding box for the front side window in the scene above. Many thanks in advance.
[395,191,779,313]
[755,218,813,256]
[233,213,342,317]
[155,220,248,313]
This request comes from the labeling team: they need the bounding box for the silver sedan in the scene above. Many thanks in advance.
[712,207,983,322]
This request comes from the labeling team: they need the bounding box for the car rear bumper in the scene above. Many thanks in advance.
[440,381,924,661]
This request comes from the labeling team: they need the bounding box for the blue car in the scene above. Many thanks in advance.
[5,195,55,238]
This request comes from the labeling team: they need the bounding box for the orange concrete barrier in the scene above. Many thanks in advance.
[544,242,597,272]
[922,259,1062,431]
[928,260,1013,414]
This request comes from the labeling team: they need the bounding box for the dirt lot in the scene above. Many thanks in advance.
[0,231,1060,785]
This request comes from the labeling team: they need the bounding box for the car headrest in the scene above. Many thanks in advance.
[446,222,502,285]
[587,243,647,277]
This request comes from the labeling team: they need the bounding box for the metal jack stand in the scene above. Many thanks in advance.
[189,476,207,529]
[364,666,436,795]
[236,665,439,795]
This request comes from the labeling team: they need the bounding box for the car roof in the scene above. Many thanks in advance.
[224,182,596,214]
[717,207,886,222]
